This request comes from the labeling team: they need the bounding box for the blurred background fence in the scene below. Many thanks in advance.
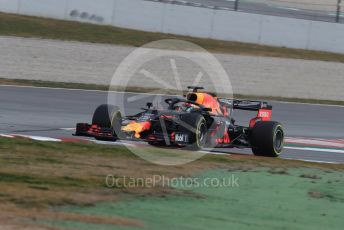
[150,0,343,23]
[1,0,344,53]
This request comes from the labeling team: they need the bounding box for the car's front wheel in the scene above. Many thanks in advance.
[180,114,207,151]
[92,104,121,141]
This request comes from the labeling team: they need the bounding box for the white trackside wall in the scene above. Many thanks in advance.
[1,0,344,53]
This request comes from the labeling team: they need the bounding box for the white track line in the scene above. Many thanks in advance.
[0,133,341,164]
[1,84,343,108]
[285,146,344,154]
[271,100,344,108]
[60,128,76,131]
[0,134,14,138]
[13,134,62,142]
[90,140,134,147]
[0,84,107,93]
[283,157,339,164]
[285,138,344,148]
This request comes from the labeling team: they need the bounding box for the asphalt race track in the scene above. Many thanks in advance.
[1,85,344,163]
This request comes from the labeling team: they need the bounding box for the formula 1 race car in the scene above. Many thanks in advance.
[75,86,285,157]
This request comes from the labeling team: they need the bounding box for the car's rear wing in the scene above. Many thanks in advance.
[218,98,271,110]
[218,98,273,126]
[232,100,272,111]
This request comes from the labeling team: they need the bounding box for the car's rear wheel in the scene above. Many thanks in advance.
[92,104,121,141]
[250,121,284,157]
[180,114,207,151]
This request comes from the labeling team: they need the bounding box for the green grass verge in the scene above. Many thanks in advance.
[1,12,344,62]
[56,168,344,230]
[2,77,344,106]
[1,137,344,229]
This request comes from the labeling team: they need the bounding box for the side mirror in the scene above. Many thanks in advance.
[146,102,153,109]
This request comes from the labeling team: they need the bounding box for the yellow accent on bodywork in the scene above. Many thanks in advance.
[121,122,151,138]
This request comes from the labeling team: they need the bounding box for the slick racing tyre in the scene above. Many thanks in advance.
[180,114,207,151]
[250,121,284,157]
[92,104,122,141]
